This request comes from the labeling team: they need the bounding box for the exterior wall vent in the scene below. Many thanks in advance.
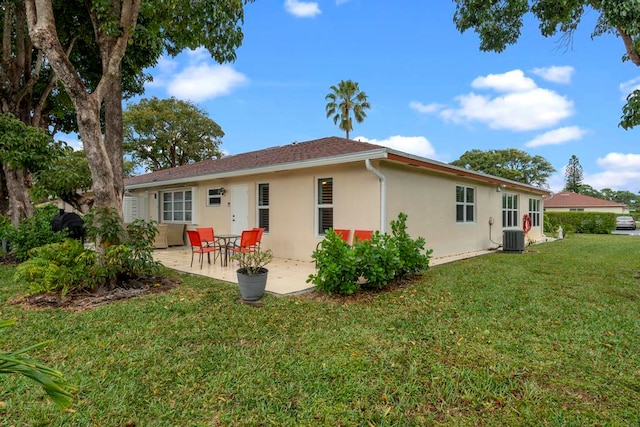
[503,230,525,253]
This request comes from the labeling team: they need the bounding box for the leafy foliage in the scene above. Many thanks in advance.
[390,212,432,275]
[3,205,69,261]
[450,148,555,187]
[124,97,225,172]
[231,249,273,275]
[544,212,616,235]
[453,0,640,129]
[83,206,127,247]
[14,213,160,295]
[0,318,76,409]
[308,213,432,295]
[31,149,94,213]
[325,80,371,139]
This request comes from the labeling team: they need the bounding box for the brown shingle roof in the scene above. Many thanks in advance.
[124,135,549,195]
[125,136,383,187]
[544,191,627,208]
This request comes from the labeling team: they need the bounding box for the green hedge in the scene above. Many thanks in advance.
[544,211,617,235]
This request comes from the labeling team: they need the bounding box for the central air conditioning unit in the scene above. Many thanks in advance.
[503,230,525,253]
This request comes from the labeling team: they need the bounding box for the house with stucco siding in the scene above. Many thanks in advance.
[124,137,550,261]
[543,191,628,214]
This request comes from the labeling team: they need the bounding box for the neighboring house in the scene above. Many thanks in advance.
[544,191,628,214]
[124,137,550,261]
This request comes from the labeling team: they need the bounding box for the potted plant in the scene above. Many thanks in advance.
[230,249,273,301]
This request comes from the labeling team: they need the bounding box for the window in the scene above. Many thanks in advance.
[207,188,223,206]
[317,178,333,234]
[528,198,541,227]
[257,183,269,232]
[502,193,518,228]
[162,189,192,222]
[455,185,475,223]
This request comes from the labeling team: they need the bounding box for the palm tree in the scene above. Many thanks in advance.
[325,80,371,139]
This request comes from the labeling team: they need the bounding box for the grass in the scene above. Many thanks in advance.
[1,234,639,426]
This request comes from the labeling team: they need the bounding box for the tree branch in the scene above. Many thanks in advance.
[617,26,640,67]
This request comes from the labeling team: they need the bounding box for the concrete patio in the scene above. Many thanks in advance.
[152,246,501,296]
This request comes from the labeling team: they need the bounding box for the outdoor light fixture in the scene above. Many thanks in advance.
[219,187,226,196]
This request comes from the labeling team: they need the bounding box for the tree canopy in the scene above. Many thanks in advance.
[453,0,640,129]
[23,0,254,219]
[124,97,224,172]
[450,148,556,187]
[325,80,371,139]
[564,155,584,193]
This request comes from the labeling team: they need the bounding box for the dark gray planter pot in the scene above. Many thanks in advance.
[236,268,268,301]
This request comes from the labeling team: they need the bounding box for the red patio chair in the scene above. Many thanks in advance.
[196,227,219,248]
[353,229,373,244]
[252,227,265,251]
[186,230,220,268]
[333,228,350,244]
[227,229,259,258]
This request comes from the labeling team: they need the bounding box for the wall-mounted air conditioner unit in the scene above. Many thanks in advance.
[503,230,525,253]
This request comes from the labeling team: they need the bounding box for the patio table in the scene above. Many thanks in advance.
[216,234,240,267]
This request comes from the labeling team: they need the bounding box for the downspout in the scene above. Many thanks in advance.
[365,159,386,232]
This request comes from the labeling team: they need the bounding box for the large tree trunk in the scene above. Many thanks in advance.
[2,163,33,226]
[24,0,141,219]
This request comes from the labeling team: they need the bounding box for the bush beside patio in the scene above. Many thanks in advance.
[0,234,638,425]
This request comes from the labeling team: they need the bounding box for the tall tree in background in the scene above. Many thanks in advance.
[451,148,556,187]
[564,155,584,193]
[124,97,224,172]
[325,80,371,139]
[24,0,254,220]
[453,1,640,129]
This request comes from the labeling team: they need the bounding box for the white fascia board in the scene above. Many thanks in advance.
[125,149,389,191]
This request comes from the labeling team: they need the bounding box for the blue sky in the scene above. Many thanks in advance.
[93,1,640,192]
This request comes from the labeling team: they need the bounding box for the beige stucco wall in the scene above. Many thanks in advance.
[544,206,627,214]
[129,159,546,262]
[380,162,545,259]
[131,162,381,261]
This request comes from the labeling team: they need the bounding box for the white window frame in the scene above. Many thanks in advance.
[455,185,475,223]
[316,177,333,235]
[206,188,223,207]
[161,188,194,223]
[257,183,269,232]
[528,198,541,227]
[502,193,519,228]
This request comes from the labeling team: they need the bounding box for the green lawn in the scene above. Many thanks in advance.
[1,234,639,426]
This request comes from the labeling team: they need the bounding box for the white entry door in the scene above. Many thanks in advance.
[231,184,249,235]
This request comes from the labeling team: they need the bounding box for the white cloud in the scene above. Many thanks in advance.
[525,126,588,148]
[167,64,248,102]
[440,89,573,131]
[354,135,438,159]
[620,76,640,99]
[414,69,575,132]
[531,66,575,84]
[284,0,321,18]
[576,153,640,191]
[471,69,537,93]
[409,101,444,114]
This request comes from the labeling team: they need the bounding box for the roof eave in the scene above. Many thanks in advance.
[125,149,389,190]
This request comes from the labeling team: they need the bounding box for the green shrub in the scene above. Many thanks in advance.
[5,205,68,261]
[14,214,161,296]
[83,206,126,247]
[390,212,432,275]
[544,212,616,235]
[308,213,432,295]
[354,232,400,289]
[15,239,96,296]
[308,229,359,295]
